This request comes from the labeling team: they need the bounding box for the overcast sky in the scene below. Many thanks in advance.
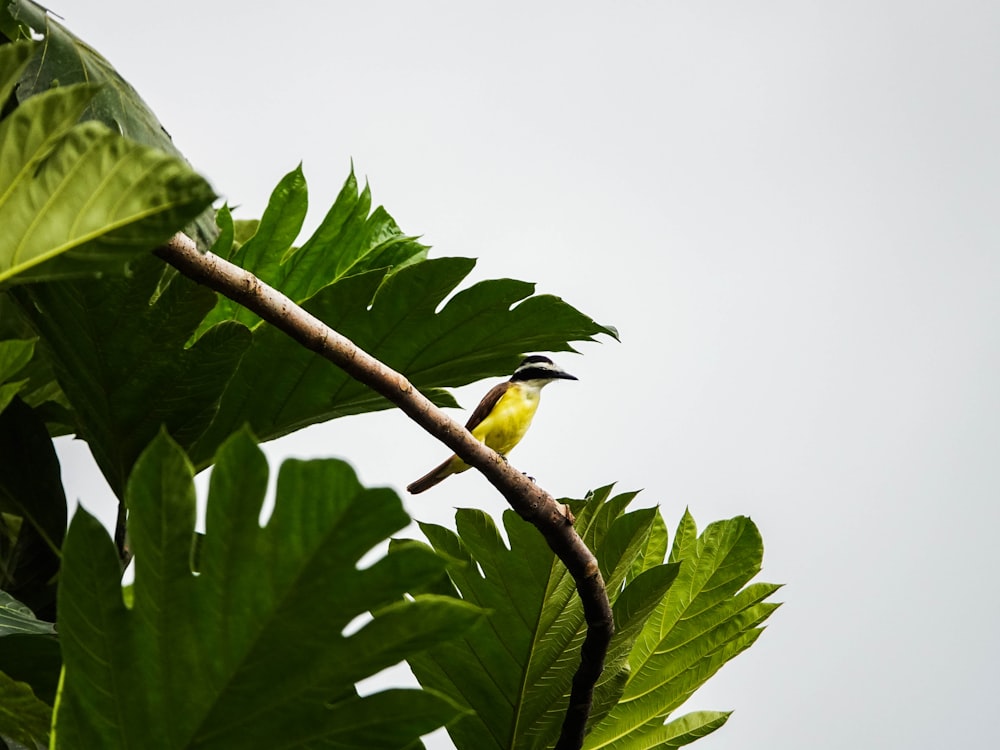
[53,2,1000,748]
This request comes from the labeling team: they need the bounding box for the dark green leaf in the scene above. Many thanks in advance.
[0,589,54,635]
[189,248,614,466]
[0,669,50,748]
[0,6,30,41]
[0,397,66,620]
[10,161,612,483]
[0,41,35,106]
[55,430,480,748]
[0,590,59,706]
[0,296,71,435]
[14,254,251,496]
[0,338,33,413]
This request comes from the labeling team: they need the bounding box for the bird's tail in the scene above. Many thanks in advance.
[407,456,464,494]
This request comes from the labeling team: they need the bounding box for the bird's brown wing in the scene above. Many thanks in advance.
[464,381,511,431]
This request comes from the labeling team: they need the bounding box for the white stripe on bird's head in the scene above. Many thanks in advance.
[511,355,578,383]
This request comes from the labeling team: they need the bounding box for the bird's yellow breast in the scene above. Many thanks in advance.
[470,383,540,457]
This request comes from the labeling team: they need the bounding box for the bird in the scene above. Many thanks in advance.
[406,355,578,494]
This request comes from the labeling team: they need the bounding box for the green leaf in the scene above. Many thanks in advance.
[0,589,55,635]
[407,498,778,750]
[0,337,34,413]
[13,164,612,488]
[195,167,428,336]
[189,251,614,466]
[0,590,60,706]
[408,489,673,750]
[0,397,66,620]
[0,668,51,748]
[583,515,781,749]
[0,295,72,435]
[635,711,732,748]
[10,0,219,249]
[0,5,30,41]
[0,40,35,106]
[0,83,216,284]
[13,254,251,497]
[629,507,668,580]
[54,429,480,748]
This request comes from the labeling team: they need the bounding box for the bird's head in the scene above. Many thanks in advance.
[510,355,578,384]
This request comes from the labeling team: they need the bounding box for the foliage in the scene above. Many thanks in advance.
[5,0,220,249]
[54,430,478,749]
[9,163,614,496]
[0,590,57,745]
[406,490,780,750]
[0,398,65,621]
[0,4,779,750]
[0,40,216,285]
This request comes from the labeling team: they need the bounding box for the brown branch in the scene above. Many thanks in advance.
[154,232,613,749]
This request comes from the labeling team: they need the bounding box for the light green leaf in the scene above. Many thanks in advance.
[634,711,732,749]
[11,0,219,249]
[54,429,480,748]
[0,94,216,284]
[0,9,217,286]
[583,516,781,749]
[629,508,668,580]
[407,499,778,750]
[195,167,428,336]
[408,489,675,750]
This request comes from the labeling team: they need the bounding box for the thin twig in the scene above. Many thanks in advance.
[154,233,613,749]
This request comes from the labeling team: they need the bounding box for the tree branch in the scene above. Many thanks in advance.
[154,232,613,749]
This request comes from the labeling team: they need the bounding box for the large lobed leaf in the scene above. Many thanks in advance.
[407,489,675,750]
[0,40,215,286]
[54,429,480,749]
[8,0,220,250]
[185,167,615,465]
[11,165,614,492]
[406,493,780,750]
[194,165,428,336]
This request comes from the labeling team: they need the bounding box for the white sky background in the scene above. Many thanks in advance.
[51,1,1000,748]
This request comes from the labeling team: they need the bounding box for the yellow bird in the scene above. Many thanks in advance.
[407,355,577,494]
